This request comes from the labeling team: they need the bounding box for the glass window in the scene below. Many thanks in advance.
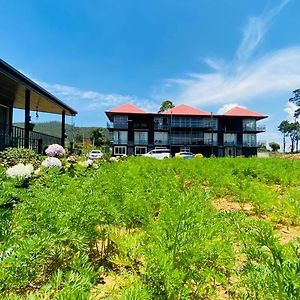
[135,146,147,155]
[114,146,126,155]
[114,115,128,128]
[224,133,237,146]
[154,132,169,145]
[114,131,128,144]
[134,131,148,144]
[243,134,256,146]
[243,119,256,131]
[204,133,218,145]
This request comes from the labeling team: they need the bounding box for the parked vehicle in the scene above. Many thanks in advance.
[175,151,195,159]
[143,148,171,160]
[88,150,103,160]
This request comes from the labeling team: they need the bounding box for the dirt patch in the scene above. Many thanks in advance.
[276,224,300,244]
[212,198,253,213]
[92,273,123,299]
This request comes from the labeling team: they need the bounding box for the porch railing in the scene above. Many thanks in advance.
[0,125,61,153]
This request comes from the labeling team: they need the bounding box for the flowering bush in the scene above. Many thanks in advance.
[67,155,77,163]
[0,148,39,168]
[45,144,65,157]
[195,153,203,159]
[6,163,34,179]
[110,157,118,162]
[42,157,62,168]
[78,159,94,168]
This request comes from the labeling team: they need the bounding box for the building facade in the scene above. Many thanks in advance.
[106,103,267,157]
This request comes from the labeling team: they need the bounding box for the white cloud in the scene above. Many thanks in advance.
[217,103,246,114]
[165,0,297,107]
[37,81,158,113]
[284,101,297,120]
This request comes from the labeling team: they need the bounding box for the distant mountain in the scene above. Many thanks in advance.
[14,121,110,143]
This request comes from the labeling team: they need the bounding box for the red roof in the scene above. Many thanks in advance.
[107,103,146,114]
[223,106,264,117]
[161,104,210,116]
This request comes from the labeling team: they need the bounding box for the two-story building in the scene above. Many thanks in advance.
[105,103,267,157]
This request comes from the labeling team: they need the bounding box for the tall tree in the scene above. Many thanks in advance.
[289,89,300,117]
[158,100,175,113]
[90,128,109,147]
[278,120,289,153]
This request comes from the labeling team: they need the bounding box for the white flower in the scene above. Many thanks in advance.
[86,159,93,166]
[42,157,62,168]
[110,157,118,162]
[6,163,34,179]
[45,144,65,157]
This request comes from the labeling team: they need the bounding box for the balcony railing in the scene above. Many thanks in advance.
[134,139,148,145]
[223,141,237,146]
[203,139,218,146]
[154,124,169,130]
[154,139,169,145]
[243,125,266,132]
[0,125,61,153]
[243,142,258,147]
[113,139,128,144]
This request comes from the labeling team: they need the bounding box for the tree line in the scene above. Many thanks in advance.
[278,89,300,153]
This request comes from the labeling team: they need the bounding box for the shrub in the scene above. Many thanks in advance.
[0,148,39,168]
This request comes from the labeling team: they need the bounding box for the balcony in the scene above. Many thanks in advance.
[154,124,169,130]
[224,141,237,146]
[243,142,258,147]
[0,125,61,153]
[203,139,218,146]
[134,139,148,145]
[154,139,169,145]
[243,125,266,132]
[113,139,128,145]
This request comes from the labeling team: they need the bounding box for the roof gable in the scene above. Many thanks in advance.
[223,106,264,117]
[161,104,210,116]
[107,103,146,114]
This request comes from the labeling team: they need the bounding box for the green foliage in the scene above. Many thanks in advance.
[0,147,40,168]
[1,157,300,299]
[269,142,280,152]
[158,99,175,113]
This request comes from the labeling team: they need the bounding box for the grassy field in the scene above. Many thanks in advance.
[1,157,300,299]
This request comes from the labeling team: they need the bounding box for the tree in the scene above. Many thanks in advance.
[288,121,300,153]
[278,120,290,153]
[269,142,280,152]
[90,128,110,147]
[158,99,175,113]
[289,89,300,118]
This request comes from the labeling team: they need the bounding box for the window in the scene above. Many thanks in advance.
[114,131,128,144]
[113,115,128,128]
[114,146,126,155]
[135,146,147,155]
[224,133,237,146]
[134,131,148,144]
[154,132,168,145]
[243,119,256,131]
[154,116,169,129]
[204,133,218,145]
[243,134,256,147]
[180,146,190,152]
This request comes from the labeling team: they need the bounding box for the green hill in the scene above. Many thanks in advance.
[14,121,110,144]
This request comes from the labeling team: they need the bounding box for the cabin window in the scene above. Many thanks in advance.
[114,146,126,155]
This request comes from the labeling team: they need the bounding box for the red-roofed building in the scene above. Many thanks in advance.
[105,103,267,157]
[222,106,267,119]
[161,104,210,116]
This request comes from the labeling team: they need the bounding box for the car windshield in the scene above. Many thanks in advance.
[91,150,101,154]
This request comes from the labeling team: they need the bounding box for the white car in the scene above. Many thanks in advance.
[88,150,103,160]
[143,149,171,160]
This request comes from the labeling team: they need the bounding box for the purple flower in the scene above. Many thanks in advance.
[45,144,65,157]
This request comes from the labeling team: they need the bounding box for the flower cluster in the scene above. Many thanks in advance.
[45,144,65,157]
[78,159,94,168]
[67,155,76,163]
[42,157,62,168]
[6,163,34,179]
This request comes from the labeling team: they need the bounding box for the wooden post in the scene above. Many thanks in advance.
[61,110,66,147]
[24,89,30,148]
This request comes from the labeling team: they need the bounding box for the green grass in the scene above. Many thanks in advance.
[1,157,300,299]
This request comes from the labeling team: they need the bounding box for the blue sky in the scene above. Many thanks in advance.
[1,0,300,147]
